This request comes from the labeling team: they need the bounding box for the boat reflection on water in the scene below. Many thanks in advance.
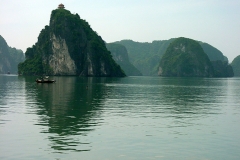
[2,76,240,159]
[24,76,116,153]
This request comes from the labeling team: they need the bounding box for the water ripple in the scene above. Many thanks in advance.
[1,76,240,159]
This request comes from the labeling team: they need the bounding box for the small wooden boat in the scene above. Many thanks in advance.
[36,76,56,83]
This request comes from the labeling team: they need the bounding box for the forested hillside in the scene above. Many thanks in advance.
[18,7,125,77]
[115,39,229,76]
[0,35,24,74]
[106,43,142,76]
[231,55,240,76]
[159,37,214,77]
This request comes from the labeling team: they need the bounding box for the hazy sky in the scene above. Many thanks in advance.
[1,0,239,62]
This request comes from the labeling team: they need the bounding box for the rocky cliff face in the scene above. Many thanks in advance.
[106,43,142,76]
[159,37,214,77]
[18,8,125,77]
[49,33,77,75]
[0,35,24,74]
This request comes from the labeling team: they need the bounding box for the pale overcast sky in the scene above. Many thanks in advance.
[0,0,239,62]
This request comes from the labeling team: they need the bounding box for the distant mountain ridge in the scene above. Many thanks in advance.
[231,55,240,76]
[115,39,229,76]
[0,35,24,74]
[106,43,142,76]
[18,6,125,77]
[199,42,228,62]
[114,39,173,76]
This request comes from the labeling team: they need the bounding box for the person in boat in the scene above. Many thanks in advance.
[36,76,55,83]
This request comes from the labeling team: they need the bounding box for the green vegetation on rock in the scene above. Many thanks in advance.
[231,55,240,76]
[106,43,142,76]
[211,60,234,77]
[0,35,24,74]
[115,39,174,76]
[18,8,125,77]
[199,42,228,62]
[115,39,228,76]
[159,37,214,77]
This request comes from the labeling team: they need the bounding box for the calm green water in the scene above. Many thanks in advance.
[0,75,240,160]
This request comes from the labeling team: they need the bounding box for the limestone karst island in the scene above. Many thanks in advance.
[0,35,24,74]
[158,37,233,77]
[0,3,238,77]
[18,4,125,77]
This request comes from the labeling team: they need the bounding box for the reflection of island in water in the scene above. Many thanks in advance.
[158,78,225,119]
[27,77,113,152]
